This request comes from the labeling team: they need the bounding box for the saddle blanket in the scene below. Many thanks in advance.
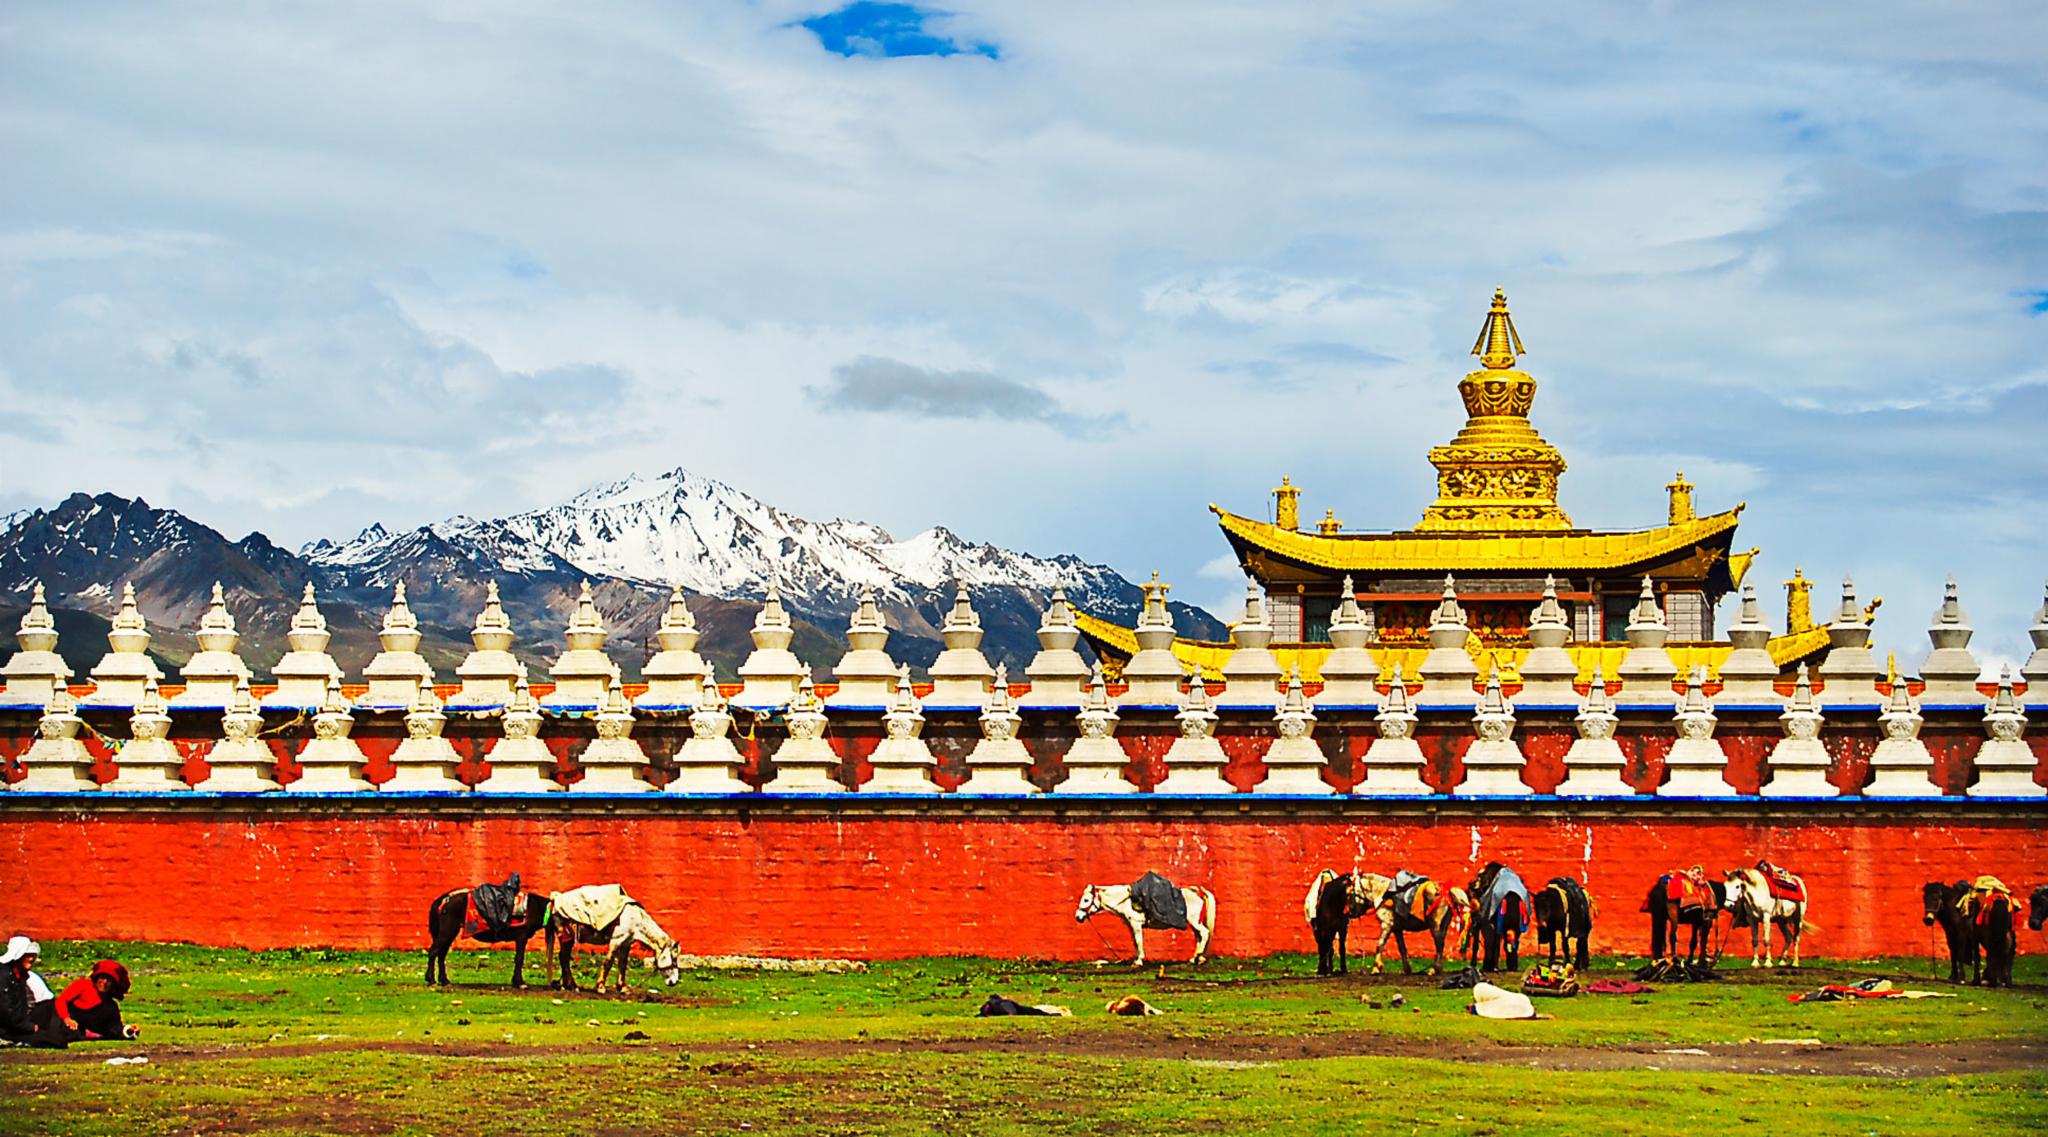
[1131,872,1189,930]
[464,894,549,943]
[1660,874,1712,911]
[552,884,633,932]
[1761,870,1805,903]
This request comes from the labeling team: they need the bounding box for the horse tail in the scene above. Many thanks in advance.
[1306,870,1336,926]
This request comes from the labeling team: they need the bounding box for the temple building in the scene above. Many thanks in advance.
[1079,290,1852,682]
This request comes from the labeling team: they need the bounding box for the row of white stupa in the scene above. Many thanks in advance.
[4,571,2042,797]
[5,568,2047,716]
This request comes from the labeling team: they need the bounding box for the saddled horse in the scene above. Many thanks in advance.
[1353,873,1470,976]
[1722,866,1808,968]
[1531,876,1594,970]
[1073,882,1217,966]
[424,886,555,987]
[1304,870,1374,976]
[1962,887,2018,989]
[1645,870,1725,966]
[1922,880,1979,984]
[1465,862,1531,973]
[551,903,684,993]
[2029,885,2047,936]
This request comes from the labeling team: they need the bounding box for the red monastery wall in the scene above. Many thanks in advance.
[2,801,2041,961]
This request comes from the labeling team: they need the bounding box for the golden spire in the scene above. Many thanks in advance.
[1273,476,1301,531]
[1317,508,1342,535]
[1470,287,1525,370]
[1666,470,1696,524]
[1784,568,1814,634]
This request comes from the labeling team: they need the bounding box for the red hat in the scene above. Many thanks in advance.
[91,960,130,998]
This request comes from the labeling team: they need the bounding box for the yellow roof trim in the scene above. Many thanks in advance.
[1211,504,1744,574]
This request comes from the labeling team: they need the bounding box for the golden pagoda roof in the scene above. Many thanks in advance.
[1211,503,1745,576]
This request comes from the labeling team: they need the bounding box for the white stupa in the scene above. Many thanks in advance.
[81,582,163,708]
[638,586,708,711]
[1661,667,1734,796]
[1917,577,1983,704]
[1117,573,1184,708]
[1761,666,1833,797]
[1554,666,1631,796]
[1059,663,1134,793]
[199,677,279,792]
[476,675,562,793]
[380,684,465,792]
[358,582,434,711]
[0,583,71,709]
[1356,664,1430,795]
[15,685,95,791]
[450,582,523,710]
[1613,578,1679,707]
[2024,581,2048,698]
[105,677,187,792]
[543,582,620,711]
[1456,669,1530,795]
[1864,674,1940,796]
[927,585,995,708]
[1514,576,1578,706]
[668,670,753,794]
[1020,586,1092,707]
[572,678,651,793]
[1715,583,1782,705]
[959,664,1038,794]
[290,677,372,793]
[1816,576,1883,708]
[1972,668,2043,797]
[826,588,897,709]
[1259,666,1333,795]
[1415,576,1479,706]
[867,666,939,794]
[1216,581,1283,710]
[1155,664,1233,794]
[1314,576,1379,707]
[733,584,804,710]
[265,583,344,709]
[765,668,843,793]
[171,582,252,710]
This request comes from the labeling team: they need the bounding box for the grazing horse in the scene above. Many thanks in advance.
[1962,888,2018,988]
[1304,870,1374,976]
[1073,883,1217,966]
[1645,871,1725,966]
[1722,867,1808,968]
[424,887,554,987]
[1465,862,1531,973]
[1922,880,1979,984]
[1352,873,1470,976]
[551,903,683,993]
[1532,877,1594,970]
[2029,886,2048,935]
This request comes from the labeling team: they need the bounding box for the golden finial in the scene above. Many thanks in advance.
[1666,470,1696,524]
[1143,570,1170,598]
[1317,508,1341,535]
[1272,476,1301,531]
[1886,652,1899,687]
[1470,287,1525,370]
[1784,568,1814,634]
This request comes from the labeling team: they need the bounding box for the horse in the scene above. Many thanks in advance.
[1962,888,2017,988]
[1352,872,1470,976]
[1531,877,1594,970]
[1465,862,1531,973]
[550,903,683,993]
[424,886,555,987]
[1073,883,1217,966]
[1722,867,1808,968]
[1303,870,1374,976]
[2029,885,2048,935]
[1644,871,1725,967]
[1922,880,1979,984]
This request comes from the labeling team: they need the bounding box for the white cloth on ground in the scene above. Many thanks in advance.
[1469,982,1538,1020]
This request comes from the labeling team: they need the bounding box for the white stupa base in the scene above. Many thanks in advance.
[1257,739,1334,795]
[1154,739,1234,794]
[472,738,561,793]
[764,739,843,793]
[1553,740,1633,795]
[1455,741,1531,795]
[1057,739,1136,793]
[1759,741,1833,796]
[1660,740,1736,796]
[958,741,1038,794]
[290,741,372,792]
[15,739,97,792]
[199,740,280,792]
[572,742,653,793]
[1017,680,1087,708]
[1354,738,1431,794]
[865,744,939,794]
[666,739,751,793]
[380,739,465,792]
[1969,741,2044,796]
[105,740,189,793]
[1864,742,1942,796]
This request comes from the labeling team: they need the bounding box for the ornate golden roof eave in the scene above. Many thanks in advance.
[1210,503,1745,575]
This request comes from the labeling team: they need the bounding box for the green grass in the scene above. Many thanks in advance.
[4,942,2044,1135]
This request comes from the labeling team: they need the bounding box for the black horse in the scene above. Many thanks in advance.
[2030,885,2048,934]
[1466,862,1530,973]
[1645,872,1725,966]
[1532,876,1593,970]
[1307,871,1372,977]
[1971,891,2018,989]
[425,887,555,987]
[1921,880,1978,984]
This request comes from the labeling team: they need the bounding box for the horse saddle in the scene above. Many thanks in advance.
[472,874,525,932]
[1664,874,1711,912]
[1761,871,1804,903]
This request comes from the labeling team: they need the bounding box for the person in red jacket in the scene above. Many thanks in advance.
[53,960,137,1041]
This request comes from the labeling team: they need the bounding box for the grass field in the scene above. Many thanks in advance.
[3,941,2044,1136]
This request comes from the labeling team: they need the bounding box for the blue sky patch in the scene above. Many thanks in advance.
[2024,290,2048,315]
[799,2,998,59]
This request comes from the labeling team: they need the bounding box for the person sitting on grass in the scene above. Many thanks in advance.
[53,960,139,1041]
[1,935,67,1048]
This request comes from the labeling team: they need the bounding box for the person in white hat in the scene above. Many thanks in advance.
[2,935,67,1047]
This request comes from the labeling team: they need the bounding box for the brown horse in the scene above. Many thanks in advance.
[1303,870,1374,976]
[1532,877,1594,970]
[1356,873,1471,976]
[1644,871,1725,966]
[424,888,554,987]
[1922,880,1978,984]
[1963,889,2018,988]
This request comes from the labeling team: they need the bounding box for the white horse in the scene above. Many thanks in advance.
[551,903,683,992]
[1722,867,1808,968]
[1074,883,1216,965]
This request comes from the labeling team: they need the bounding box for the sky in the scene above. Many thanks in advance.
[1,1,2045,667]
